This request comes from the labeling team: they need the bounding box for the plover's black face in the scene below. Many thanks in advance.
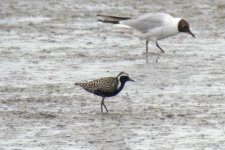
[117,72,135,83]
[178,19,195,38]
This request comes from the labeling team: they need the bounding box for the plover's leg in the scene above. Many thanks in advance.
[102,97,108,112]
[146,41,149,54]
[101,97,108,113]
[156,41,165,53]
[101,97,104,113]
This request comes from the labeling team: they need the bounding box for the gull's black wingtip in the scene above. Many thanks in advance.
[97,14,130,24]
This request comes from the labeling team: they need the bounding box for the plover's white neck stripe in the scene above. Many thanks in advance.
[117,73,129,80]
[117,72,128,90]
[117,80,121,90]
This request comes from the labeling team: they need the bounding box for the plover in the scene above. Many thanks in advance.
[75,72,134,113]
[98,13,195,54]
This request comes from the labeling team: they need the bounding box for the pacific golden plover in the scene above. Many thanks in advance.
[75,72,134,113]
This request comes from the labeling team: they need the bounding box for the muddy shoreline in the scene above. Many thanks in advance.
[1,0,225,149]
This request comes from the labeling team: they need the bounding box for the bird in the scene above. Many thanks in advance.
[75,72,134,113]
[97,13,195,54]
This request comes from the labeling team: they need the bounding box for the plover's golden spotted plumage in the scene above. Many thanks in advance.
[75,72,134,113]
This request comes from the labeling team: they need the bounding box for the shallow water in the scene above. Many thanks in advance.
[1,0,225,149]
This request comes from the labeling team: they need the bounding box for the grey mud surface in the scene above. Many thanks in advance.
[1,0,225,149]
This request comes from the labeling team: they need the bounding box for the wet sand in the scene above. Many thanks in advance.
[1,0,225,149]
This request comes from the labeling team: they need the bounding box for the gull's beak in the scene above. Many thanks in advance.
[129,78,135,82]
[188,30,195,38]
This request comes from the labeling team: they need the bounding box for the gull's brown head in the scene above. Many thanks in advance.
[178,19,195,38]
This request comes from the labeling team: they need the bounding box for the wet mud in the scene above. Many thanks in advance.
[1,0,225,149]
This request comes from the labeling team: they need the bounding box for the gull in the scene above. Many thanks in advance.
[97,13,195,54]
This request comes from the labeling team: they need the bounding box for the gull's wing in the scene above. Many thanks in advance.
[120,13,172,33]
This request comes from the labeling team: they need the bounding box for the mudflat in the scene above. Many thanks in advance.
[0,0,225,149]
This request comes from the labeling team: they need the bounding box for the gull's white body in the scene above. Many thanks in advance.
[115,13,181,41]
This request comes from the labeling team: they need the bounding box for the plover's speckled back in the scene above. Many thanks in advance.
[98,13,195,54]
[75,72,134,113]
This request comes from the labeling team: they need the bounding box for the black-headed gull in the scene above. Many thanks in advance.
[98,13,195,54]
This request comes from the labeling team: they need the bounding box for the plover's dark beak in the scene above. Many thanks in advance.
[188,30,195,38]
[129,78,135,82]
